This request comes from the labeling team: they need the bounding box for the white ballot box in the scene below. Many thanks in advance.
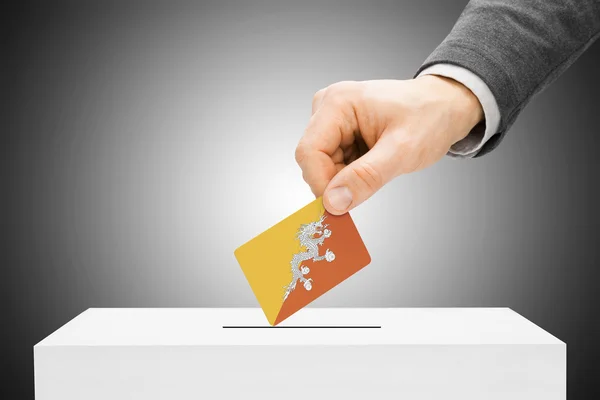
[34,308,565,399]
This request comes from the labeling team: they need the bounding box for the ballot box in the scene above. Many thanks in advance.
[34,308,565,399]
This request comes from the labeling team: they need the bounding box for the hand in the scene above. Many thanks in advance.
[295,76,484,215]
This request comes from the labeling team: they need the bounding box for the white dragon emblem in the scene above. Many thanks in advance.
[283,214,335,301]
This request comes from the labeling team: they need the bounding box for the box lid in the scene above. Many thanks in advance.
[35,308,563,347]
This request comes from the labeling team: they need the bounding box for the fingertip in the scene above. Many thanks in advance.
[323,185,353,215]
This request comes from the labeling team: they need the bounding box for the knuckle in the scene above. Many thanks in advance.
[351,160,383,192]
[323,81,361,111]
[301,167,310,183]
[295,142,307,165]
[329,112,349,131]
[325,90,347,109]
[313,88,326,103]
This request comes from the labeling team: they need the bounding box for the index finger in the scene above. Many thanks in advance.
[295,102,356,196]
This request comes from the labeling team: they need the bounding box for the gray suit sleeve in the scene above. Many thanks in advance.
[416,0,600,157]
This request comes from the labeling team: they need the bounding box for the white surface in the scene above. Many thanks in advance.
[37,307,562,346]
[34,308,566,400]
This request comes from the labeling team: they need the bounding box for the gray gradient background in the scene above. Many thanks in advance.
[4,0,599,398]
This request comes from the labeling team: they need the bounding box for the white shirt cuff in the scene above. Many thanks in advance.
[417,64,501,158]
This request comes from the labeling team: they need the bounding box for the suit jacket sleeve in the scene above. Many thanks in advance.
[415,0,600,157]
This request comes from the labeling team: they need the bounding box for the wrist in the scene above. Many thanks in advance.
[418,74,484,143]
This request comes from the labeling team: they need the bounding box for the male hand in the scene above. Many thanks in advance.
[295,76,484,215]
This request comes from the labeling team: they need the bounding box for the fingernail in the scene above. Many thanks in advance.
[326,186,352,212]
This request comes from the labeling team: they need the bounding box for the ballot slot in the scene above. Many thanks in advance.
[222,325,382,328]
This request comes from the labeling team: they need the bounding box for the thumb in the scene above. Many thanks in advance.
[323,136,400,215]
